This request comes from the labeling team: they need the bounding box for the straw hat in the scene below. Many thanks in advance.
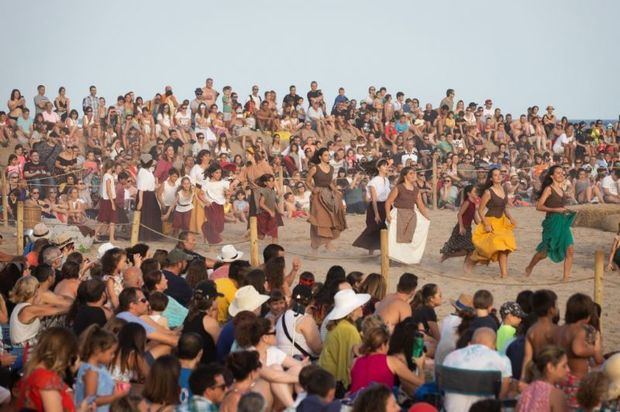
[228,286,270,317]
[324,289,370,322]
[216,245,244,263]
[32,223,50,239]
[53,232,74,249]
[450,293,474,311]
[605,353,620,399]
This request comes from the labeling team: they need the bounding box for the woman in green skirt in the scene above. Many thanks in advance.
[524,165,576,281]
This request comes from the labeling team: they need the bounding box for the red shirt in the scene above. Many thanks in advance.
[17,368,75,412]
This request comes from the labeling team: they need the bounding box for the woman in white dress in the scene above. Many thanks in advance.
[352,159,391,254]
[385,166,431,264]
[136,154,162,241]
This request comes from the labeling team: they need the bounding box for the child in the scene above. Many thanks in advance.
[233,190,249,223]
[440,184,479,270]
[256,174,284,242]
[146,292,169,329]
[298,271,315,288]
[265,289,286,323]
[177,333,204,405]
[170,177,194,234]
[468,289,499,334]
[296,366,338,412]
[75,325,129,411]
[283,192,307,219]
[496,301,525,354]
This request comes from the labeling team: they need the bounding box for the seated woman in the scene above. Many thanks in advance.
[235,313,305,409]
[349,323,424,395]
[220,350,271,412]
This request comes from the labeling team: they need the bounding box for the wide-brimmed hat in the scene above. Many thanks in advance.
[228,286,270,317]
[216,245,244,263]
[604,353,620,399]
[324,289,370,322]
[32,223,50,239]
[97,242,116,259]
[450,293,474,311]
[53,232,74,249]
[140,153,153,165]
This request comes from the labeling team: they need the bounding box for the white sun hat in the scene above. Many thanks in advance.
[216,244,244,263]
[228,285,270,317]
[324,289,370,322]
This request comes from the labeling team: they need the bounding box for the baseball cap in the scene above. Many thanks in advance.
[500,301,526,319]
[166,248,194,265]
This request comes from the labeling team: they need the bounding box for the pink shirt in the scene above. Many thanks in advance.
[349,353,395,394]
[210,264,230,280]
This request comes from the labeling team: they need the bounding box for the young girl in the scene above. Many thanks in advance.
[169,177,194,234]
[101,247,127,309]
[440,185,480,270]
[75,325,128,411]
[202,165,235,244]
[256,173,284,242]
[110,323,150,386]
[96,159,117,242]
[233,190,249,223]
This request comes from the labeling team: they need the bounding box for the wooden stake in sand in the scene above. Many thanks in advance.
[250,216,259,266]
[16,201,23,255]
[594,250,604,306]
[432,154,438,210]
[2,170,8,227]
[380,228,390,289]
[131,211,142,245]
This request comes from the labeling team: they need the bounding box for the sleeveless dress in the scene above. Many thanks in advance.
[516,380,552,412]
[75,362,116,412]
[387,183,430,264]
[308,165,347,249]
[471,189,517,263]
[440,200,477,256]
[352,176,390,252]
[535,187,575,263]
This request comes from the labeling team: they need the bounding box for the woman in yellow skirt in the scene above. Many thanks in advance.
[468,168,517,278]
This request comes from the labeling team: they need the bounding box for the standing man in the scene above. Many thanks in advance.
[33,85,50,115]
[82,85,99,114]
[440,89,455,111]
[248,85,262,109]
[203,78,219,108]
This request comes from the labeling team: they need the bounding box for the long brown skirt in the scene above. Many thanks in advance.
[203,203,225,244]
[307,187,347,249]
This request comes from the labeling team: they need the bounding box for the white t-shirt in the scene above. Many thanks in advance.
[189,164,207,187]
[175,110,191,127]
[367,176,391,202]
[203,180,230,205]
[101,173,116,200]
[443,344,512,412]
[137,168,156,192]
[307,106,324,122]
[552,133,569,154]
[602,175,619,196]
[435,314,462,367]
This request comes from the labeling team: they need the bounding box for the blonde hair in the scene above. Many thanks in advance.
[25,327,78,378]
[9,276,39,304]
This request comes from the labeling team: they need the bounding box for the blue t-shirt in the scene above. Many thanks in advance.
[178,367,193,404]
[116,312,155,335]
[216,320,235,363]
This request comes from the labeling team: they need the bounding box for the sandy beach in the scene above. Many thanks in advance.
[1,206,618,348]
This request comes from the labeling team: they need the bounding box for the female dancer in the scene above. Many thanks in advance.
[471,168,517,278]
[524,165,575,280]
[353,159,391,254]
[168,176,194,235]
[202,164,236,244]
[440,184,479,268]
[96,160,117,242]
[256,174,284,242]
[385,166,431,264]
[306,147,347,251]
[136,154,162,241]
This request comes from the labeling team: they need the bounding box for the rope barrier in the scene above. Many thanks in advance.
[137,222,250,246]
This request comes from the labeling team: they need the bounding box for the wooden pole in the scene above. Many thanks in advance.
[131,211,141,245]
[278,167,285,200]
[594,249,604,306]
[250,216,260,266]
[380,228,389,289]
[2,171,8,227]
[431,154,438,210]
[16,201,23,255]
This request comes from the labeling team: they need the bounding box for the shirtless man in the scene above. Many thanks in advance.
[521,289,559,380]
[202,78,219,108]
[375,272,418,331]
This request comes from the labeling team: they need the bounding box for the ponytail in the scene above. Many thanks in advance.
[524,345,566,384]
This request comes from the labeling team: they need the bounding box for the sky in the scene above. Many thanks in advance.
[1,0,619,119]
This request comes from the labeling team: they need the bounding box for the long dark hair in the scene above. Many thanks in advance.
[538,165,561,198]
[311,147,329,165]
[371,159,388,177]
[460,184,475,205]
[396,166,415,185]
[479,167,500,194]
[411,283,438,310]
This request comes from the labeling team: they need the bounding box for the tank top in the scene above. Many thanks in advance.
[10,302,41,346]
[161,180,178,207]
[313,165,333,188]
[393,183,419,209]
[544,187,565,216]
[349,353,395,393]
[275,310,314,358]
[183,313,217,364]
[485,189,507,218]
[175,190,194,213]
[462,200,477,228]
